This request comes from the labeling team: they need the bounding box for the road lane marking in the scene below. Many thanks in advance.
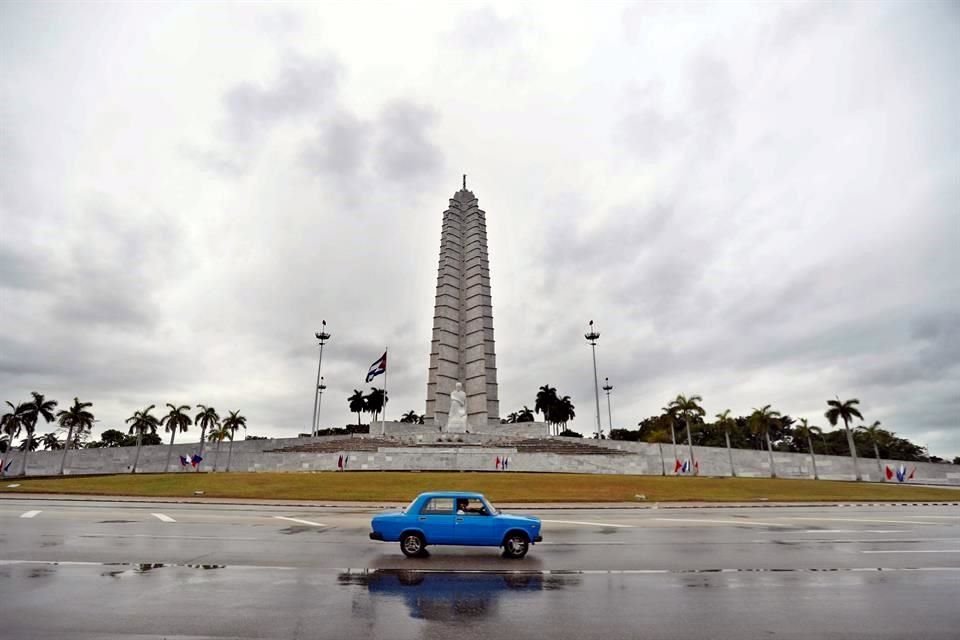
[81,534,261,541]
[751,538,960,544]
[151,513,176,523]
[540,519,634,528]
[915,516,960,520]
[861,550,960,554]
[275,516,326,527]
[20,510,41,519]
[785,517,936,526]
[654,518,796,528]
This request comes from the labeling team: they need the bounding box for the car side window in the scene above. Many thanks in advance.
[420,497,454,514]
[460,498,489,515]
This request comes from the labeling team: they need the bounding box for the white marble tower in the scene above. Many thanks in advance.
[425,178,500,429]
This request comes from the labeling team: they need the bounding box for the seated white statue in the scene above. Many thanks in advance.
[446,382,468,433]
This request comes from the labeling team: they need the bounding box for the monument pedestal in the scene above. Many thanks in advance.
[382,420,549,439]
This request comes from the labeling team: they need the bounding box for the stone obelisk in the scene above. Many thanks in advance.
[425,177,500,430]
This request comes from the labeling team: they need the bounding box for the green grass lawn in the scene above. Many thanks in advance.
[1,472,958,503]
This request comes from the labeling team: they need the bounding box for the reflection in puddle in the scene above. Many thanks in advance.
[340,570,578,621]
[100,563,225,578]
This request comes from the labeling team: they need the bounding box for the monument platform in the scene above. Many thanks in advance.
[378,420,549,439]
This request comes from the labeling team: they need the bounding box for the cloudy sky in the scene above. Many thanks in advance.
[1,1,958,456]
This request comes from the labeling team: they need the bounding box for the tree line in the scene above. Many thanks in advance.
[1,392,248,475]
[610,394,958,479]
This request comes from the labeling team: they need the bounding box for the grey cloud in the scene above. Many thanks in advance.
[299,111,371,177]
[222,56,340,143]
[0,245,51,291]
[449,7,520,50]
[375,101,443,182]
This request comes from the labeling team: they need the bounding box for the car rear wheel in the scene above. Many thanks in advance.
[502,532,529,559]
[400,532,425,558]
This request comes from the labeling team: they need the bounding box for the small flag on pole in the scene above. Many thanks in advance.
[885,465,893,480]
[191,454,203,468]
[674,459,682,474]
[908,466,915,480]
[179,455,189,467]
[365,352,387,382]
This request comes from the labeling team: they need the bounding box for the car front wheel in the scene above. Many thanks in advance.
[401,532,425,558]
[502,532,529,559]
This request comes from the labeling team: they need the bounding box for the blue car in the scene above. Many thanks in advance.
[369,491,542,559]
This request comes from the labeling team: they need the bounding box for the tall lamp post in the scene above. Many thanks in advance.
[311,321,331,437]
[584,320,603,439]
[316,376,327,436]
[602,377,614,434]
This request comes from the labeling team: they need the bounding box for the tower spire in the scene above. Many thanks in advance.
[462,174,467,190]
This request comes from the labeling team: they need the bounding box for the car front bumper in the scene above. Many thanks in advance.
[369,531,384,541]
[534,535,542,543]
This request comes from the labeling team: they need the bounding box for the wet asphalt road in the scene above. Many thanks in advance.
[1,498,959,638]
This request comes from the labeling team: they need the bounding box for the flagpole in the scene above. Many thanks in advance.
[381,347,388,436]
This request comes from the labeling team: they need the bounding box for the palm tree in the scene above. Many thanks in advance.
[858,420,886,481]
[715,409,736,477]
[825,396,864,481]
[125,405,159,474]
[648,429,671,476]
[535,385,559,434]
[208,423,228,471]
[365,388,387,426]
[669,394,705,475]
[194,405,220,471]
[348,390,366,428]
[516,406,534,422]
[161,404,192,472]
[1,402,27,474]
[55,397,94,474]
[660,404,679,462]
[795,418,821,480]
[19,438,40,451]
[41,432,62,450]
[221,410,246,472]
[749,405,781,478]
[556,396,576,432]
[400,410,419,424]
[18,392,57,476]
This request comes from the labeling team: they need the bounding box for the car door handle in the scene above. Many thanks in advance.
[418,517,427,521]
[456,518,464,523]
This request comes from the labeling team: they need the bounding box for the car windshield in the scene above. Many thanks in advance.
[482,497,499,515]
[402,498,417,513]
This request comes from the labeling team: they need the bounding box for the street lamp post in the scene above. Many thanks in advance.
[311,321,331,437]
[584,320,603,439]
[316,376,327,436]
[602,377,614,434]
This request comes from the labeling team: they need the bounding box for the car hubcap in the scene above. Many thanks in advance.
[509,538,524,554]
[404,537,420,553]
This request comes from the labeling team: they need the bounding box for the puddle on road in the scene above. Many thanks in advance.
[99,563,225,578]
[339,569,578,621]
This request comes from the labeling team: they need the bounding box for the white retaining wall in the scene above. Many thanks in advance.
[3,435,959,485]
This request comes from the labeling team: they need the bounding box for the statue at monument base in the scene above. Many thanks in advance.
[445,382,468,433]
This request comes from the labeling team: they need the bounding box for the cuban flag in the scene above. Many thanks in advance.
[674,459,683,474]
[365,352,387,382]
[190,454,203,468]
[885,465,894,480]
[179,455,189,467]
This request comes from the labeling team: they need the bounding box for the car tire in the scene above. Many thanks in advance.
[502,532,529,559]
[400,532,425,558]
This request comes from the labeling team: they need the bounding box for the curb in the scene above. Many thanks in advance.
[1,493,958,510]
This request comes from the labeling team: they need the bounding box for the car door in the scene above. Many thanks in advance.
[417,497,456,544]
[454,497,501,546]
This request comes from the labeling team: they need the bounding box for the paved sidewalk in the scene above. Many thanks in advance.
[1,492,957,510]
